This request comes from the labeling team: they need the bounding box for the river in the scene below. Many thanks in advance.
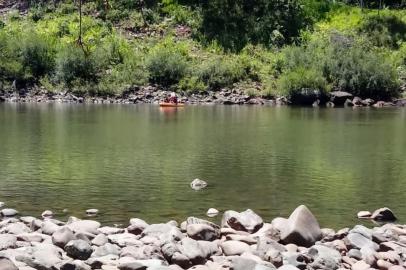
[1,103,405,228]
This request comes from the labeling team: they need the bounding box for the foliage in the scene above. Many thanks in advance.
[178,76,206,93]
[358,14,406,48]
[198,0,309,51]
[276,67,329,97]
[20,31,55,79]
[146,38,189,86]
[55,45,100,86]
[196,56,247,89]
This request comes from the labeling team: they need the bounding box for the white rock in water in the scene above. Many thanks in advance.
[42,210,53,218]
[207,208,219,217]
[0,202,5,208]
[86,209,99,215]
[190,178,207,190]
[1,208,18,217]
[357,211,372,219]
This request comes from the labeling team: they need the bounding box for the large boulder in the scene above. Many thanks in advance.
[221,209,263,233]
[65,239,93,260]
[371,208,397,222]
[52,227,76,248]
[177,238,207,265]
[272,205,321,247]
[329,91,353,106]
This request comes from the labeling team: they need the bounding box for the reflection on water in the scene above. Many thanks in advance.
[0,103,405,228]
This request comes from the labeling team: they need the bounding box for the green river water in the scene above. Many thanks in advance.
[1,103,405,228]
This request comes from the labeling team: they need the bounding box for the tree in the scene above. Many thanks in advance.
[197,0,309,51]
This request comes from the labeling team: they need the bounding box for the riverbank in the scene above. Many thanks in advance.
[1,87,406,107]
[0,205,405,270]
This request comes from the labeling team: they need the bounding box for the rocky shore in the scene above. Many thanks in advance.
[1,87,406,107]
[0,205,405,270]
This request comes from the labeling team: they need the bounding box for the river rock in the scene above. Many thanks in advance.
[60,259,92,270]
[231,257,276,270]
[118,261,147,270]
[41,220,61,235]
[187,224,218,241]
[221,209,263,233]
[68,220,101,235]
[142,224,183,242]
[347,231,378,250]
[206,208,219,218]
[0,234,17,250]
[220,240,251,256]
[177,238,207,265]
[347,249,362,260]
[98,226,125,235]
[371,208,397,222]
[308,245,341,269]
[108,233,142,247]
[92,233,108,246]
[0,257,18,270]
[1,209,18,217]
[52,227,76,248]
[65,239,93,260]
[18,243,63,270]
[190,179,207,190]
[41,210,53,219]
[0,202,5,208]
[128,218,149,235]
[272,205,322,247]
[86,209,99,216]
[357,211,372,219]
[351,260,370,270]
[1,222,31,234]
[278,266,300,270]
[92,243,121,257]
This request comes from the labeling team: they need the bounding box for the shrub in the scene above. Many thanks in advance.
[277,67,329,98]
[178,76,207,93]
[0,32,23,83]
[358,14,406,48]
[325,42,400,99]
[196,56,247,90]
[98,51,148,95]
[146,39,189,86]
[55,45,99,86]
[20,32,55,79]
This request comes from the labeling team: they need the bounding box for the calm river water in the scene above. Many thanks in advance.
[1,103,406,228]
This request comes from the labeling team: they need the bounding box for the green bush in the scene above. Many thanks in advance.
[325,41,400,99]
[55,45,100,86]
[276,67,329,97]
[196,56,247,89]
[146,40,189,86]
[359,14,406,48]
[20,32,55,79]
[98,52,148,95]
[0,32,23,83]
[178,76,207,93]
